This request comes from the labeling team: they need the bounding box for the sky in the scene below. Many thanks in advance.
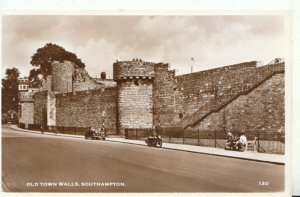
[2,15,285,78]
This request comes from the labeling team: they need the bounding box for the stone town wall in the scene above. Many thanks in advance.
[55,88,117,134]
[187,73,285,134]
[47,92,56,127]
[33,91,48,125]
[174,61,257,122]
[22,58,284,138]
[19,92,35,126]
[19,103,34,126]
[153,63,177,128]
[20,92,35,102]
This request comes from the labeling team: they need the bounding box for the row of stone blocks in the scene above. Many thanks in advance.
[175,63,285,129]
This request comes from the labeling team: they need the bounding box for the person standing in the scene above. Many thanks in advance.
[225,132,234,150]
[236,131,247,151]
[41,125,44,134]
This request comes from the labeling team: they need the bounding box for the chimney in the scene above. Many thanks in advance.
[101,72,106,80]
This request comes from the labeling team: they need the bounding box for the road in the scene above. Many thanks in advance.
[2,125,284,192]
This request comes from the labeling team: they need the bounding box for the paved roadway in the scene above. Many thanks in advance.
[2,125,284,192]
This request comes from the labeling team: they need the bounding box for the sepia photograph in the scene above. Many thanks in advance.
[1,11,291,195]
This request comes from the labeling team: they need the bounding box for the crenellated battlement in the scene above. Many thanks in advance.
[176,61,257,79]
[113,59,156,80]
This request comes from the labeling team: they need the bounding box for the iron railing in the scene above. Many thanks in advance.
[125,128,285,154]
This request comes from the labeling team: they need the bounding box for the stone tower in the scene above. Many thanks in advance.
[51,61,75,93]
[113,59,155,134]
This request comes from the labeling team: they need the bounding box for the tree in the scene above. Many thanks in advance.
[29,43,85,87]
[2,67,20,113]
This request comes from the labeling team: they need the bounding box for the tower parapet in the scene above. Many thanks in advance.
[113,59,156,80]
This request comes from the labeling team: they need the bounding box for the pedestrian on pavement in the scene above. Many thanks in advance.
[236,131,247,151]
[41,125,44,134]
[225,132,234,150]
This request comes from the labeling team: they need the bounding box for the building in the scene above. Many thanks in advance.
[18,77,29,92]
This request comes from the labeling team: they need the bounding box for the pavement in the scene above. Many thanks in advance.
[10,125,285,165]
[2,125,285,192]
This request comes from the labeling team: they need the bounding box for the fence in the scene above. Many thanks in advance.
[20,124,91,136]
[47,126,90,136]
[19,123,42,131]
[125,128,285,154]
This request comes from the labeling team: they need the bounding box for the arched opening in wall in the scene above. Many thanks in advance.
[134,79,139,86]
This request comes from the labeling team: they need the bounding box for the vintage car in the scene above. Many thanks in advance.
[84,127,105,140]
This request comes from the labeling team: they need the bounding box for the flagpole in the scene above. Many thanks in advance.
[191,57,195,73]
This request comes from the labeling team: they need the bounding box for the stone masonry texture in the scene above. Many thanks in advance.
[55,88,117,134]
[117,79,153,133]
[114,60,155,133]
[19,102,34,126]
[47,92,56,127]
[153,63,177,128]
[187,73,285,135]
[20,59,284,139]
[113,59,156,79]
[52,61,74,93]
[19,92,35,128]
[73,67,103,91]
[33,91,48,126]
[174,62,257,124]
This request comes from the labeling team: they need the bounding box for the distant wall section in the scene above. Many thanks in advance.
[55,88,117,134]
